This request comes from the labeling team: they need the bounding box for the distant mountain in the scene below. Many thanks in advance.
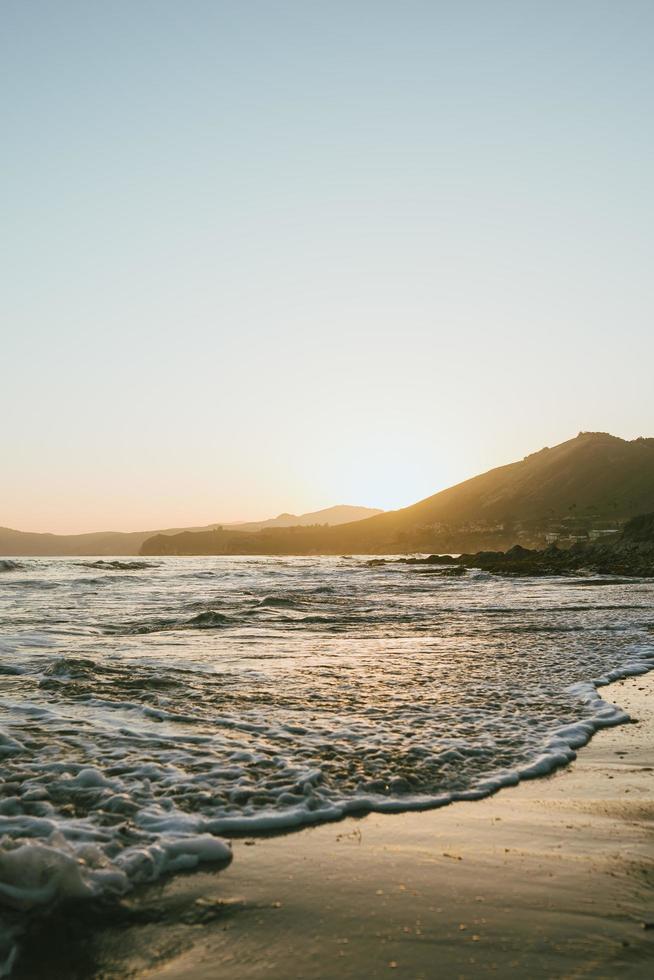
[141,433,654,556]
[223,505,382,533]
[0,505,382,556]
[0,524,222,557]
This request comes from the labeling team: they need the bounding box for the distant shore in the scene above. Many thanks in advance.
[14,672,654,979]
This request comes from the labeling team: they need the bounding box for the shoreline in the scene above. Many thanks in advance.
[12,671,654,979]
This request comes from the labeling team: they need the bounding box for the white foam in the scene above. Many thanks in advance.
[2,556,653,929]
[0,823,231,912]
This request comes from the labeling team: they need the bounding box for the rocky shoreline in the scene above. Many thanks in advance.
[371,511,654,577]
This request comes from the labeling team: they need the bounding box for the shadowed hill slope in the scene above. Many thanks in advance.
[376,510,654,578]
[141,433,654,555]
[0,524,224,557]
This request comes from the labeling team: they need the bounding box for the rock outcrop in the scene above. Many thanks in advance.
[373,513,654,578]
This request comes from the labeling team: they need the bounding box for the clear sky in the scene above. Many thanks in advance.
[3,1,653,534]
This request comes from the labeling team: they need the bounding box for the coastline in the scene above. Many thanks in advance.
[13,672,654,979]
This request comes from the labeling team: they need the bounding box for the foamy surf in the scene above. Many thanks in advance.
[1,556,653,971]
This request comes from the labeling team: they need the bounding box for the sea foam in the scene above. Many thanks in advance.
[1,556,653,939]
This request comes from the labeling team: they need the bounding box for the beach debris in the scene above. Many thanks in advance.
[336,827,362,844]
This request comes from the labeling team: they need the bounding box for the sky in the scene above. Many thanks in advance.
[3,1,654,534]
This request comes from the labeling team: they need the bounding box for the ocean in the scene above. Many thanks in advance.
[1,555,653,923]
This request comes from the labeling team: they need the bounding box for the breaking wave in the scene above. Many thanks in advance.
[1,555,653,970]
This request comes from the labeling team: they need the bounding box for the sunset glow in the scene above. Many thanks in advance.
[3,1,653,533]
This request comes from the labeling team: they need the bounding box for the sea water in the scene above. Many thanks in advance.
[1,556,653,924]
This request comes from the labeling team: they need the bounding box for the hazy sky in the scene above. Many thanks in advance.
[3,1,654,534]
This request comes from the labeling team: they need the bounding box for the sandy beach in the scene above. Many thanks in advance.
[13,671,653,980]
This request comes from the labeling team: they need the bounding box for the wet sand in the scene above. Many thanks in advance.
[14,674,654,980]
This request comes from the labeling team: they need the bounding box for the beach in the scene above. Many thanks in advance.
[13,671,653,980]
[6,0,654,975]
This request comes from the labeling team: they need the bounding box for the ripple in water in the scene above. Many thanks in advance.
[0,556,653,924]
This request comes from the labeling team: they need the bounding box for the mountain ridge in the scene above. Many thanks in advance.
[0,505,382,556]
[223,505,381,533]
[141,432,654,556]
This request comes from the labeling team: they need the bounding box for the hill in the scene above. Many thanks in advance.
[0,505,381,556]
[0,523,223,557]
[223,505,382,533]
[140,432,654,556]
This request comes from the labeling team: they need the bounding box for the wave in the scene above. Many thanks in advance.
[0,560,21,572]
[42,657,97,679]
[0,652,651,921]
[0,812,231,917]
[258,595,298,608]
[79,560,154,571]
[186,610,232,629]
[3,555,654,974]
[0,578,59,591]
[111,609,233,635]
